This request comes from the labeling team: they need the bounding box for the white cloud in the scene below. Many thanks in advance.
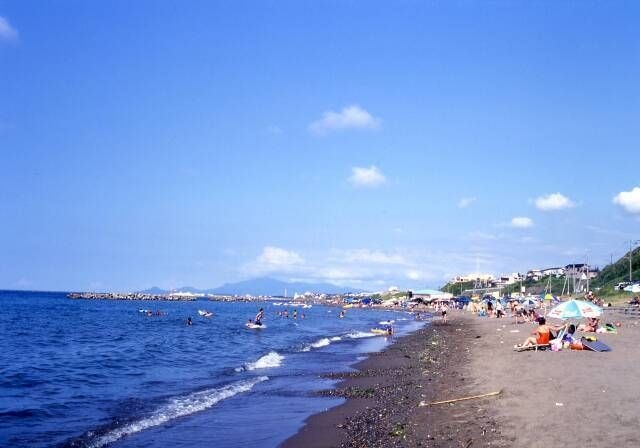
[510,216,534,228]
[0,17,18,41]
[613,187,640,214]
[457,197,476,208]
[406,270,422,280]
[309,105,380,135]
[535,193,575,211]
[257,246,304,267]
[348,165,386,188]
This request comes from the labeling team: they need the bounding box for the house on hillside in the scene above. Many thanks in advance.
[493,272,524,286]
[541,267,565,277]
[565,264,600,279]
[526,269,543,281]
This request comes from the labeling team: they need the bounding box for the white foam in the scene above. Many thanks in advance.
[245,352,284,371]
[379,320,395,325]
[89,376,268,448]
[302,337,334,352]
[345,331,376,339]
[311,338,330,348]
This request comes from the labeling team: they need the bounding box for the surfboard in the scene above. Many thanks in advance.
[246,323,266,329]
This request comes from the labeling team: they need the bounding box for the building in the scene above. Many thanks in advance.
[565,264,599,280]
[541,267,565,277]
[526,269,543,281]
[450,273,495,284]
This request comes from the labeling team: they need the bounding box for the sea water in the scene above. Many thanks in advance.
[0,290,426,448]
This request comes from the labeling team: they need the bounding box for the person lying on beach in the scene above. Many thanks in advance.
[515,317,551,348]
[577,317,600,332]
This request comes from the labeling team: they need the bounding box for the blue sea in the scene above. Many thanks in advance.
[0,290,426,448]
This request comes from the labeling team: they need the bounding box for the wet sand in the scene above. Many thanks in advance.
[282,309,640,447]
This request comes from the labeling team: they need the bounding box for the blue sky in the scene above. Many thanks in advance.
[1,1,639,292]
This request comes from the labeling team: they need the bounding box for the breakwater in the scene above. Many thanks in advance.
[68,292,196,301]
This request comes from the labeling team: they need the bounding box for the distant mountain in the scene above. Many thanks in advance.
[209,277,364,296]
[137,278,364,297]
[139,286,169,294]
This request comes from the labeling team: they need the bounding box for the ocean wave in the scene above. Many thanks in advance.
[242,352,284,371]
[311,338,330,348]
[330,336,342,341]
[301,337,332,352]
[86,376,268,448]
[345,331,376,339]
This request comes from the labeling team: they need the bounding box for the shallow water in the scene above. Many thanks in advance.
[0,291,425,448]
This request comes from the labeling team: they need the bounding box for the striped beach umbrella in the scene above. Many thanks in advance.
[547,299,602,320]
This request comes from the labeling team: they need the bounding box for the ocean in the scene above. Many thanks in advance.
[0,290,426,448]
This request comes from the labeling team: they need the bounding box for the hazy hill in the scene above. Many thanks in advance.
[139,278,364,297]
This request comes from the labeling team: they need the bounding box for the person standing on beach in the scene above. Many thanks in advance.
[441,303,448,323]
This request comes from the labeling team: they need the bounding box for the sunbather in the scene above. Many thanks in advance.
[515,317,551,349]
[577,317,600,332]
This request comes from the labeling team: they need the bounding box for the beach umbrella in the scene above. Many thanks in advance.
[544,294,554,301]
[547,299,602,320]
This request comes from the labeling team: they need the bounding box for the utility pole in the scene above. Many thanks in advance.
[586,253,589,293]
[631,240,640,283]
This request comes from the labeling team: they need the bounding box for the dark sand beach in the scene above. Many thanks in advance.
[283,309,640,447]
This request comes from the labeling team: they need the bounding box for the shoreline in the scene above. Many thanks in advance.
[282,312,503,447]
[283,309,640,447]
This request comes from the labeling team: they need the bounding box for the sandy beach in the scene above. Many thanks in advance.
[283,309,640,447]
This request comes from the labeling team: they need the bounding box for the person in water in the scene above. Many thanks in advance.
[255,308,264,326]
[293,309,298,319]
[187,317,192,326]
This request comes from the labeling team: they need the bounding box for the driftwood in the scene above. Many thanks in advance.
[419,389,502,407]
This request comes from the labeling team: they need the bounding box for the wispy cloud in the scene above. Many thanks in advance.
[467,231,498,241]
[339,249,406,265]
[457,197,476,208]
[0,16,18,42]
[309,105,380,135]
[510,216,534,228]
[613,187,640,214]
[535,192,575,211]
[266,125,283,135]
[348,165,386,188]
